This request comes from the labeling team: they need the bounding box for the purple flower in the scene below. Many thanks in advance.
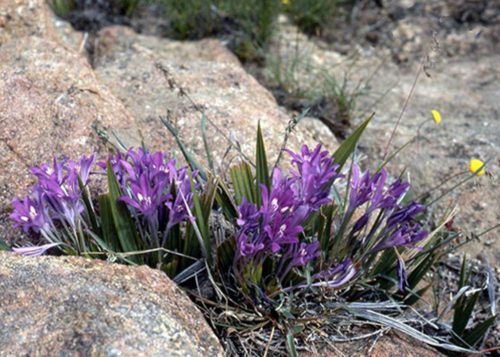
[237,232,265,257]
[303,259,357,289]
[13,242,62,257]
[11,153,97,234]
[235,199,263,257]
[121,173,165,218]
[347,164,386,214]
[30,157,65,184]
[290,241,320,267]
[386,202,425,229]
[372,222,427,252]
[165,169,193,229]
[10,195,48,233]
[98,151,125,184]
[76,153,96,185]
[263,209,305,253]
[287,144,341,211]
[104,148,194,232]
[237,198,260,229]
[344,165,426,253]
[367,202,427,252]
[260,170,298,222]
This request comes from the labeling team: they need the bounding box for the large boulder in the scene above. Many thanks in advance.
[92,26,338,171]
[0,0,57,44]
[0,252,223,356]
[0,35,141,242]
[0,0,140,242]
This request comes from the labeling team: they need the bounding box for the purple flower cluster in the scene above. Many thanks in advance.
[11,154,96,235]
[234,147,428,294]
[10,148,194,256]
[344,164,427,252]
[235,144,341,278]
[343,164,428,290]
[287,144,341,211]
[101,148,194,233]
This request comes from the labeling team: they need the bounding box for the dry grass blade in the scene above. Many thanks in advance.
[347,308,477,353]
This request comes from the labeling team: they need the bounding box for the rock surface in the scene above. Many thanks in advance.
[0,252,223,356]
[0,0,57,44]
[92,26,338,172]
[0,35,141,243]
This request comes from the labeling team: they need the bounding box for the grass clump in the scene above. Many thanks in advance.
[264,44,368,138]
[48,0,76,18]
[283,0,345,36]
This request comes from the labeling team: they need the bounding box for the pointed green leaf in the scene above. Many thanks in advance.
[371,248,398,276]
[458,255,468,289]
[463,315,496,347]
[161,116,207,181]
[255,122,270,206]
[186,170,212,265]
[106,161,142,264]
[286,331,298,357]
[407,253,434,289]
[216,237,236,272]
[230,162,255,205]
[201,113,215,173]
[333,113,374,169]
[320,205,335,254]
[453,291,480,336]
[98,194,120,252]
[215,180,238,222]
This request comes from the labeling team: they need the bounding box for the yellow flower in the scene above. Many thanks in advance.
[431,110,441,125]
[469,159,485,177]
[282,0,290,5]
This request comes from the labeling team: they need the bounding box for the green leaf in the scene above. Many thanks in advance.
[97,194,120,252]
[371,248,398,277]
[333,113,374,170]
[458,255,469,289]
[286,331,298,357]
[201,113,215,173]
[0,239,9,251]
[161,116,207,181]
[407,253,434,289]
[318,205,335,254]
[216,237,236,272]
[193,175,217,264]
[215,180,238,222]
[453,291,480,336]
[230,162,255,205]
[463,315,497,347]
[163,259,179,277]
[186,170,213,265]
[291,324,305,334]
[106,161,142,264]
[255,122,270,206]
